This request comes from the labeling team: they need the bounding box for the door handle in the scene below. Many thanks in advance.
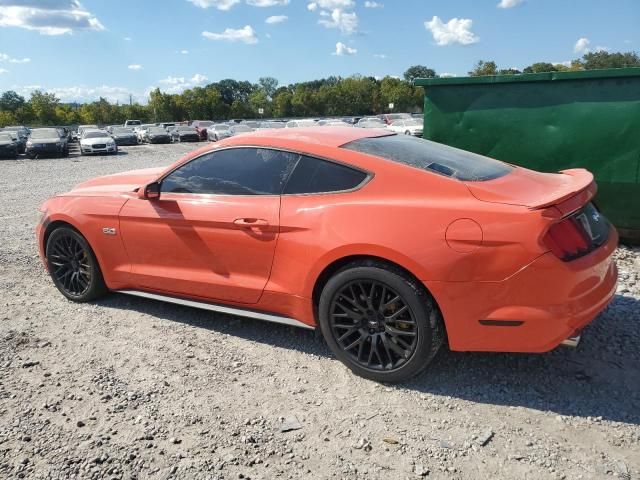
[233,218,269,227]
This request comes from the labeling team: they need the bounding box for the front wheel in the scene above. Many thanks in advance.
[405,130,412,135]
[318,261,444,383]
[45,227,107,302]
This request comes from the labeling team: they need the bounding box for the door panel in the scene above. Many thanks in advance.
[118,193,280,304]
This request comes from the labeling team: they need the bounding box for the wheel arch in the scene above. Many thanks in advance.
[311,253,443,322]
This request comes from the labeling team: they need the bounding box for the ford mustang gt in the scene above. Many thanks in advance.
[36,128,618,382]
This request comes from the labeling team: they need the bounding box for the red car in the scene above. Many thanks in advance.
[36,128,618,382]
[191,120,214,140]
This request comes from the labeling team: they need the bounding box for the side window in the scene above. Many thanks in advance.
[161,148,298,195]
[283,155,368,194]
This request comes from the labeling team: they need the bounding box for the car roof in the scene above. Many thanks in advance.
[224,126,393,148]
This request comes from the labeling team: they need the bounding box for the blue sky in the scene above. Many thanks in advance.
[0,0,638,103]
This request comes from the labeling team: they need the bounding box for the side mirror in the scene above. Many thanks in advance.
[138,181,160,200]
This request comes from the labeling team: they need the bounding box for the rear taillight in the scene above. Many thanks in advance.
[544,217,590,261]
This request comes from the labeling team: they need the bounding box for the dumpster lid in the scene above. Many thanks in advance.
[413,67,640,87]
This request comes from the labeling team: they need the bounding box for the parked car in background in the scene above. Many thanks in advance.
[135,124,155,143]
[241,120,260,130]
[80,129,117,155]
[356,117,386,128]
[26,128,69,158]
[258,121,285,130]
[378,113,412,125]
[171,126,200,142]
[191,120,214,140]
[230,124,253,135]
[0,132,19,159]
[160,122,177,130]
[111,127,138,146]
[77,125,98,142]
[286,119,316,128]
[146,126,171,144]
[207,124,234,141]
[2,126,28,153]
[125,120,142,128]
[318,120,352,127]
[387,118,424,137]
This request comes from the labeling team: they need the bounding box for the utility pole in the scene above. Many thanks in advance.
[129,94,133,107]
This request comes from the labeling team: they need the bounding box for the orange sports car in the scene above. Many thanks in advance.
[36,128,618,382]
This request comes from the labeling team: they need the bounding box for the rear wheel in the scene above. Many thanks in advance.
[319,261,444,383]
[45,227,107,302]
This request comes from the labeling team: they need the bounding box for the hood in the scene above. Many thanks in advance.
[82,137,112,145]
[30,137,59,143]
[465,167,595,213]
[68,167,164,196]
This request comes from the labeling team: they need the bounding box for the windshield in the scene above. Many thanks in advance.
[83,131,108,139]
[214,125,230,131]
[343,134,512,182]
[177,126,196,132]
[114,128,133,134]
[30,129,59,139]
[0,133,13,141]
[197,121,213,127]
[232,125,251,132]
[262,122,284,128]
[126,120,141,125]
[149,127,167,134]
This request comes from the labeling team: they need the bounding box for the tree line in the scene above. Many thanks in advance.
[1,50,638,127]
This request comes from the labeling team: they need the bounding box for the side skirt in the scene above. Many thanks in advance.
[117,289,314,330]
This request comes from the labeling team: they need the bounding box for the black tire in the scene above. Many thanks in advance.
[45,227,107,302]
[405,130,411,135]
[318,260,444,383]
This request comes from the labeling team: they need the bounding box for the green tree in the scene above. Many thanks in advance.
[0,110,18,126]
[258,77,279,99]
[403,65,437,82]
[522,62,559,73]
[0,91,26,112]
[28,90,60,125]
[468,60,498,76]
[578,50,640,70]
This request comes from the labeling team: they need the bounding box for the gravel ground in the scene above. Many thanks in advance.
[0,144,639,480]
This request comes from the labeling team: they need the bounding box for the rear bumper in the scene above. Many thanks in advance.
[428,227,619,353]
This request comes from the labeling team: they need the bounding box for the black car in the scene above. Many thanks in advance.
[146,127,171,144]
[0,132,19,159]
[171,126,200,142]
[26,128,69,158]
[111,127,138,146]
[2,126,29,153]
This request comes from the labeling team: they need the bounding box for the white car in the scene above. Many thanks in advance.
[286,119,317,128]
[387,118,424,137]
[80,129,117,155]
[134,124,155,142]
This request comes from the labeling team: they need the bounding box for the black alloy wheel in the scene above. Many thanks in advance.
[319,261,444,383]
[329,280,418,371]
[46,227,107,302]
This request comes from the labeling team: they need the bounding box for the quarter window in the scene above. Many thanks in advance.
[284,155,368,194]
[161,148,298,195]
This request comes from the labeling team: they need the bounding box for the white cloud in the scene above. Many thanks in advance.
[440,73,457,78]
[247,0,289,6]
[180,49,189,54]
[553,61,572,68]
[0,53,30,63]
[0,68,8,74]
[187,0,240,9]
[318,8,358,34]
[308,0,354,8]
[364,1,382,7]
[128,64,142,70]
[307,2,317,10]
[424,16,479,46]
[265,15,288,24]
[574,37,590,54]
[14,84,140,104]
[157,73,209,94]
[0,1,104,36]
[333,42,356,56]
[202,25,258,44]
[497,0,523,8]
[124,36,131,41]
[373,53,388,59]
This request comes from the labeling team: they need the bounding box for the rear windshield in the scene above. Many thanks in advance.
[343,134,512,182]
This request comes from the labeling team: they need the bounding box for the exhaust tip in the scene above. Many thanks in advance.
[560,334,581,348]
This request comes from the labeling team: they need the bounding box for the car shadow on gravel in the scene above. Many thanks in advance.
[98,293,640,425]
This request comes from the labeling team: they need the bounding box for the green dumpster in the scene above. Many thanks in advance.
[415,68,640,243]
